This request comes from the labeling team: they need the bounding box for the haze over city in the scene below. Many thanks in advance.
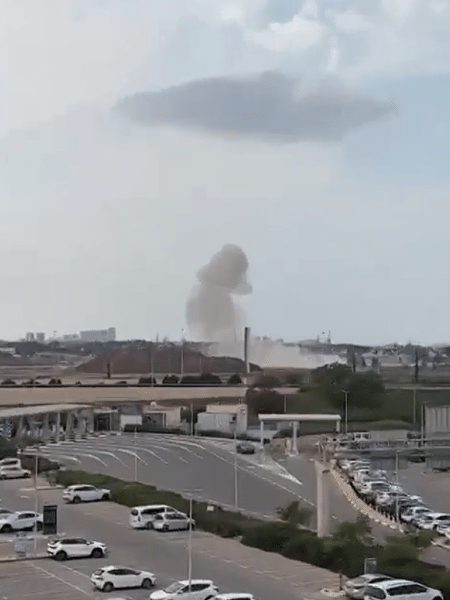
[1,1,450,346]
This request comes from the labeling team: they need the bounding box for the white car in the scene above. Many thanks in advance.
[0,511,43,533]
[63,484,111,503]
[0,458,22,469]
[344,574,393,599]
[91,566,156,592]
[47,537,108,561]
[416,512,450,531]
[401,506,432,525]
[150,580,219,600]
[364,579,443,600]
[153,512,195,532]
[0,466,31,479]
[214,595,255,600]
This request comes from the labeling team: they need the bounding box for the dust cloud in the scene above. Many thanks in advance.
[186,244,252,342]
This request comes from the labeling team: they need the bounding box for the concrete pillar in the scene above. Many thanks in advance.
[66,411,74,438]
[41,414,50,441]
[55,412,61,441]
[291,421,299,455]
[30,418,38,440]
[15,416,25,439]
[86,410,95,434]
[77,412,87,436]
[315,461,330,537]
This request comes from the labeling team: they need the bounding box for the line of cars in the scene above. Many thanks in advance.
[338,458,450,541]
[59,485,254,598]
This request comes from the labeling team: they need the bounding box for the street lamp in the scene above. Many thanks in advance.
[183,488,202,591]
[181,329,185,377]
[233,427,238,510]
[134,426,138,482]
[342,390,349,435]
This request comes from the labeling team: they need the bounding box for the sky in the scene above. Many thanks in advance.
[1,0,450,347]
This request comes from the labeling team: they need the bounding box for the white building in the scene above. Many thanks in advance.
[196,403,248,435]
[142,406,182,430]
[79,328,116,343]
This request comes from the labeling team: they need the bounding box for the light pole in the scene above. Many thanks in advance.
[33,445,39,555]
[234,428,238,510]
[342,390,349,435]
[183,488,202,591]
[134,426,138,482]
[190,403,194,437]
[413,388,417,425]
[181,329,185,377]
[395,449,399,522]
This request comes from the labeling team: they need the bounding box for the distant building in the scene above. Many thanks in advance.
[0,347,16,355]
[36,332,45,344]
[79,328,116,343]
[196,403,248,435]
[25,332,35,342]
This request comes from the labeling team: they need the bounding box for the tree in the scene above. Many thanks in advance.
[251,374,282,389]
[227,373,242,385]
[245,388,284,415]
[342,372,385,410]
[106,362,111,380]
[139,376,156,385]
[162,374,179,384]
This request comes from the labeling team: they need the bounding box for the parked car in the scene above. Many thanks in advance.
[150,580,219,600]
[364,579,443,600]
[0,511,43,533]
[91,566,156,592]
[399,506,432,525]
[63,484,111,503]
[416,513,450,531]
[360,481,391,502]
[214,595,255,600]
[129,505,178,529]
[0,458,21,469]
[48,537,108,561]
[236,442,255,455]
[344,574,393,599]
[153,512,195,532]
[0,466,31,479]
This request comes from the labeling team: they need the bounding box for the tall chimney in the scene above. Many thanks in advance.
[244,327,250,375]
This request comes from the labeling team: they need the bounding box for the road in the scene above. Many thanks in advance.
[0,478,339,600]
[38,433,310,518]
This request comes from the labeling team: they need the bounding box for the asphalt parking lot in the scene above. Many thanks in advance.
[0,560,155,599]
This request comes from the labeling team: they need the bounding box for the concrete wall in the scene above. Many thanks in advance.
[426,405,450,438]
[120,415,143,428]
[197,409,247,435]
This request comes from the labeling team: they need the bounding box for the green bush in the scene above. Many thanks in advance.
[241,522,296,552]
[282,530,324,564]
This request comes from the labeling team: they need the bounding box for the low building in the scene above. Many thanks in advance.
[80,328,116,343]
[142,405,182,430]
[196,403,247,435]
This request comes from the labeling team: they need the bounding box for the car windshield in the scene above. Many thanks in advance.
[165,582,185,593]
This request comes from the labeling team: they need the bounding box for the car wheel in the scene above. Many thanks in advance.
[91,548,103,558]
[36,521,43,531]
[1,524,12,533]
[162,524,169,532]
[55,551,67,561]
[142,578,152,589]
[73,496,81,504]
[101,494,109,501]
[146,522,153,530]
[103,582,113,593]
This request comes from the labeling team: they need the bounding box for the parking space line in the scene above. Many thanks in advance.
[31,563,95,598]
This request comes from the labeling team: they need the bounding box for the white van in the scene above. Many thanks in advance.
[129,505,178,529]
[0,458,21,470]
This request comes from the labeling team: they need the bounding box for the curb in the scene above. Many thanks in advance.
[0,553,48,563]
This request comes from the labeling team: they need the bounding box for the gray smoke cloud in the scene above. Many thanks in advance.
[186,244,252,342]
[114,70,395,143]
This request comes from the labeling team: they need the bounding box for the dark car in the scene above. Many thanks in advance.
[236,442,255,455]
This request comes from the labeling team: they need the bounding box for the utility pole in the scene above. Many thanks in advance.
[183,488,202,591]
[34,446,39,555]
[234,428,238,509]
[342,390,349,435]
[134,426,138,482]
[413,388,417,425]
[414,350,419,385]
[181,329,185,377]
[395,450,399,522]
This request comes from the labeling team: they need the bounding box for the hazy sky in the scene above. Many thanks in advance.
[1,0,450,346]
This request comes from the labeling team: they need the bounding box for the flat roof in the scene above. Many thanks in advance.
[259,413,341,422]
[0,404,91,418]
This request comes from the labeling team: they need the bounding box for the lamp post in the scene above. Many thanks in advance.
[413,388,417,425]
[181,329,185,377]
[342,390,349,435]
[234,428,238,510]
[33,445,39,554]
[183,488,202,591]
[134,426,138,482]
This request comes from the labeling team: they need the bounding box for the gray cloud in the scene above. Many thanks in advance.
[114,70,395,142]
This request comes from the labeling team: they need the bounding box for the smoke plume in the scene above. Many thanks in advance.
[186,244,252,341]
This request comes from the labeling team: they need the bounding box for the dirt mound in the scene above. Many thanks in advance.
[76,345,261,375]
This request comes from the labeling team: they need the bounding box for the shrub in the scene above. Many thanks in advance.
[276,501,312,527]
[282,530,324,564]
[1,378,16,385]
[227,373,243,385]
[241,522,296,552]
[139,376,156,385]
[162,374,179,384]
